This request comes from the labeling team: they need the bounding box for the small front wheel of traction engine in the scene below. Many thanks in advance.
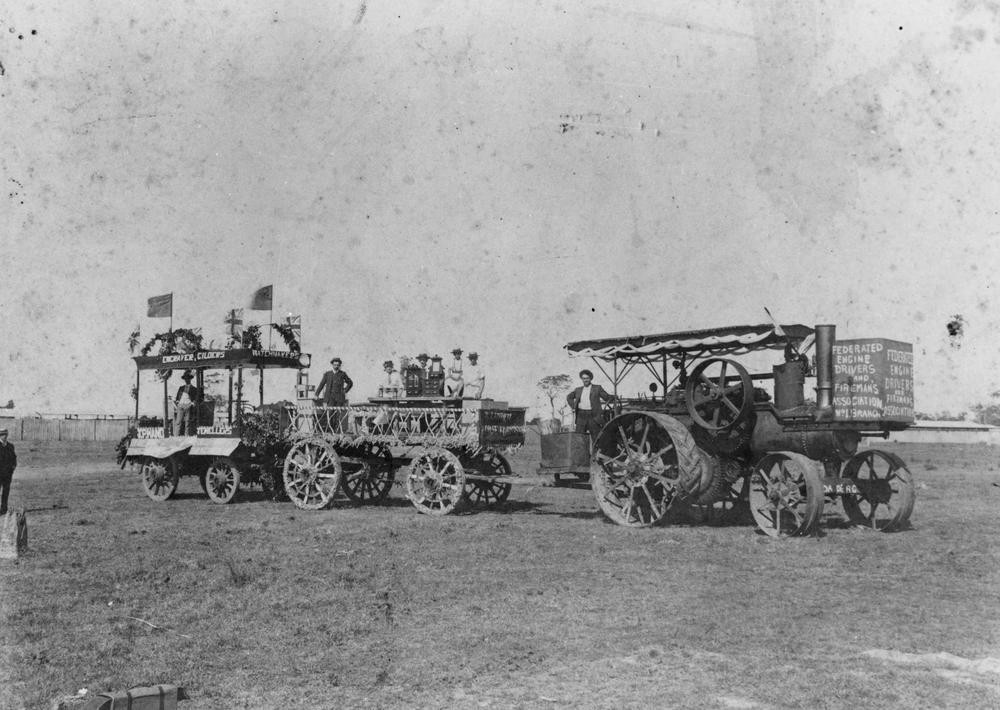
[840,449,915,532]
[748,452,824,537]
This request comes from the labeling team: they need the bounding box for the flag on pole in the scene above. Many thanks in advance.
[225,308,244,337]
[147,293,173,318]
[284,314,301,335]
[763,307,785,338]
[250,285,273,310]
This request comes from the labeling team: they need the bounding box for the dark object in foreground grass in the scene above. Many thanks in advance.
[79,684,190,710]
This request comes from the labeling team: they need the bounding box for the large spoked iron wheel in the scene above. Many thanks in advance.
[341,444,396,504]
[591,412,707,527]
[840,450,915,532]
[140,457,180,502]
[685,358,753,432]
[282,437,343,510]
[204,457,242,504]
[749,452,824,537]
[465,450,513,507]
[406,448,467,516]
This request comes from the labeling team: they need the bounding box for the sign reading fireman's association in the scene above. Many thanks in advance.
[832,338,914,423]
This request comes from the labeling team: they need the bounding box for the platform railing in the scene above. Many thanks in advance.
[286,404,480,447]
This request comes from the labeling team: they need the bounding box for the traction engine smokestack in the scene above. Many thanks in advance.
[814,324,836,420]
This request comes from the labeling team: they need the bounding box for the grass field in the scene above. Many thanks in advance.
[1,437,999,709]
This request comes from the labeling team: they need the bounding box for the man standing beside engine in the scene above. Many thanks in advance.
[566,369,615,444]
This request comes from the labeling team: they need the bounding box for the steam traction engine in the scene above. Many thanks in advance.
[565,323,916,536]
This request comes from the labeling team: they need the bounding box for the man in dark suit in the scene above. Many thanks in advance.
[315,357,353,406]
[0,427,17,515]
[566,369,616,444]
[315,358,354,432]
[173,370,201,435]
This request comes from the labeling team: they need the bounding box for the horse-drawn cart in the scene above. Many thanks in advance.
[282,396,527,515]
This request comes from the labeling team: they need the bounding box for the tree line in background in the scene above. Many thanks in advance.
[915,391,1000,426]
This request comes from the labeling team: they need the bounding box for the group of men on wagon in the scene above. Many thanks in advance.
[313,349,487,407]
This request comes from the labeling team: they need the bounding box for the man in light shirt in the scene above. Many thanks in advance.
[463,351,485,399]
[565,369,615,444]
[381,360,403,398]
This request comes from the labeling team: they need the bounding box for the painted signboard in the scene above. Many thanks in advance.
[832,338,914,423]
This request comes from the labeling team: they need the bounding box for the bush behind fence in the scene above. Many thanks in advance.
[3,418,132,442]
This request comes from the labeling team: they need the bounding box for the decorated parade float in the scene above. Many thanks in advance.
[121,326,527,516]
[544,322,916,536]
[121,335,309,504]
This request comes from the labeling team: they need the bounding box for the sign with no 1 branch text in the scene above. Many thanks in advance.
[832,338,913,423]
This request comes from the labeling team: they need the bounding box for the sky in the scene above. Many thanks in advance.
[1,0,998,418]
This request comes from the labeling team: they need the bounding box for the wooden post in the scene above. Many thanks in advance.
[259,366,264,407]
[0,511,27,560]
[163,376,169,437]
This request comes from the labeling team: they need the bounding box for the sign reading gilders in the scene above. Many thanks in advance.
[832,338,913,423]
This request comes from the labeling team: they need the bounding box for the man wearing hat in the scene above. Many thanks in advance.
[444,348,464,398]
[566,369,615,444]
[0,426,16,516]
[315,357,353,407]
[463,351,485,399]
[381,359,403,398]
[173,370,201,436]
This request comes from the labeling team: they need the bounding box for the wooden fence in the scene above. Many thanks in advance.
[1,418,132,442]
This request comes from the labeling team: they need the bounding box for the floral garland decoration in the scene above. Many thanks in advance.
[270,323,301,354]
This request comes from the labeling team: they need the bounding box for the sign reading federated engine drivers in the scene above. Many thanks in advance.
[832,338,913,423]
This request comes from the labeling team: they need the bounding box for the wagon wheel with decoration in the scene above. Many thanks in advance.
[282,436,343,510]
[406,447,468,515]
[591,411,708,527]
[140,456,180,502]
[204,457,242,504]
[341,443,396,504]
[748,452,824,537]
[464,449,513,507]
[685,358,753,432]
[840,449,915,532]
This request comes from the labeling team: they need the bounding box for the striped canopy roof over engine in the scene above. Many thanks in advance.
[565,323,815,361]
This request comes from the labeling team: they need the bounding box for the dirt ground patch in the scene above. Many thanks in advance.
[2,440,1000,708]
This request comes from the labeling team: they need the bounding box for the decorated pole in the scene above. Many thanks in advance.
[146,292,173,436]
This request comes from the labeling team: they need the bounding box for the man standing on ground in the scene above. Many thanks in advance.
[566,369,615,444]
[0,428,16,516]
